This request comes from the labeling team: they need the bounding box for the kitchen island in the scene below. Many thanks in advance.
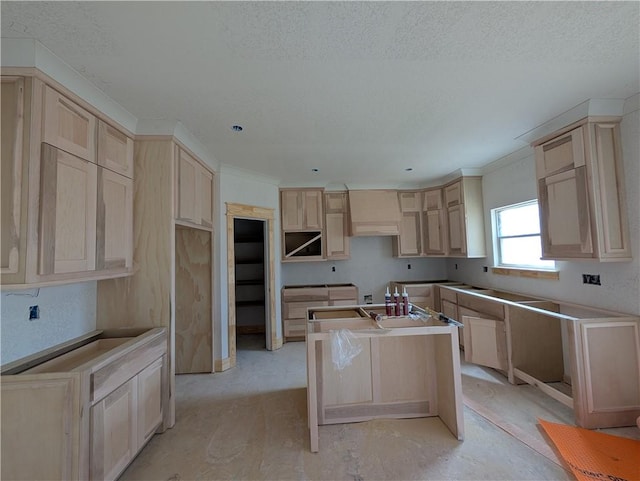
[305,305,464,452]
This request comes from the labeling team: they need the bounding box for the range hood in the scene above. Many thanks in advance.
[348,190,401,236]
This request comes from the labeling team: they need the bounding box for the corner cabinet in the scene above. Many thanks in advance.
[534,118,631,261]
[1,73,134,287]
[280,188,325,261]
[443,177,486,258]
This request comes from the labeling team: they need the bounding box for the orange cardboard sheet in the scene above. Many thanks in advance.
[539,419,640,481]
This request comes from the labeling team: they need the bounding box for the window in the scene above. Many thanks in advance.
[493,200,555,270]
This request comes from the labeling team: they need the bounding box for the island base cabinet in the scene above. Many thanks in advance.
[569,319,640,429]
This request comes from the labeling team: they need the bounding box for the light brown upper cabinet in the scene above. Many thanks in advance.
[1,73,135,287]
[324,192,350,260]
[443,177,486,258]
[43,84,97,163]
[280,188,324,261]
[393,191,422,257]
[175,147,214,229]
[422,188,447,256]
[98,120,134,178]
[534,118,631,261]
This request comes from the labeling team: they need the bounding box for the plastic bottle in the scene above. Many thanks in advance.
[402,287,409,315]
[393,287,400,316]
[384,286,392,316]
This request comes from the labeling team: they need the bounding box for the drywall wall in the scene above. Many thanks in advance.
[217,166,281,360]
[0,282,97,364]
[282,236,448,303]
[447,94,640,316]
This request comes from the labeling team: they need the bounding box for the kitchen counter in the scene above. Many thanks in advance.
[305,304,464,452]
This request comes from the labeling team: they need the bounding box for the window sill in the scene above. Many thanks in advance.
[491,266,559,280]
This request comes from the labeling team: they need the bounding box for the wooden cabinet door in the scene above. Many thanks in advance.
[43,85,96,163]
[39,144,97,276]
[1,76,24,277]
[177,149,200,224]
[199,167,213,227]
[91,378,137,481]
[444,181,462,207]
[137,358,164,446]
[461,313,508,372]
[398,212,421,256]
[303,190,323,229]
[280,190,303,230]
[447,204,467,256]
[97,168,133,271]
[423,209,446,255]
[399,191,421,212]
[536,126,584,178]
[538,166,592,258]
[441,299,460,347]
[325,193,349,259]
[176,149,212,228]
[97,121,133,178]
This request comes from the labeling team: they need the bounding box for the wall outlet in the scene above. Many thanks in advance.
[331,266,336,272]
[455,263,458,270]
[29,305,39,320]
[364,294,373,304]
[582,274,601,286]
[407,263,411,270]
[483,266,488,273]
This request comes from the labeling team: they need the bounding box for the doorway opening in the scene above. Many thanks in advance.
[226,202,280,370]
[234,218,267,350]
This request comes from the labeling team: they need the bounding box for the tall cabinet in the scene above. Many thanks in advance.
[97,138,216,426]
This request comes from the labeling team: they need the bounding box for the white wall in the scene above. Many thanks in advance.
[447,95,640,316]
[216,167,281,359]
[0,282,97,364]
[282,236,448,303]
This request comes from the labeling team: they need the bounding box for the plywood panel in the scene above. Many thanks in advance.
[175,226,212,374]
[97,120,134,178]
[321,337,373,406]
[378,335,434,403]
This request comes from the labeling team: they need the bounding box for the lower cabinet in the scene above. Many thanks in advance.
[460,312,508,372]
[91,357,163,481]
[0,328,166,481]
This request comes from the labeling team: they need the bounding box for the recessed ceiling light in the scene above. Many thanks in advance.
[405,167,413,172]
[231,125,243,132]
[311,168,319,172]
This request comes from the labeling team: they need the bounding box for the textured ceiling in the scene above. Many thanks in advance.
[2,1,639,186]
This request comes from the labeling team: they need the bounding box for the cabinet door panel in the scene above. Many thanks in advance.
[39,145,97,275]
[423,189,443,211]
[536,127,584,178]
[399,192,421,212]
[1,76,24,275]
[444,181,462,207]
[399,212,421,256]
[326,213,348,258]
[447,204,466,256]
[177,150,199,223]
[43,85,96,163]
[462,315,508,371]
[281,190,303,230]
[97,168,133,270]
[441,299,460,347]
[91,378,137,481]
[97,121,133,178]
[138,358,164,446]
[304,190,323,229]
[539,166,592,257]
[423,210,445,255]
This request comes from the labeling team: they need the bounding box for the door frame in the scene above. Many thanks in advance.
[226,203,279,367]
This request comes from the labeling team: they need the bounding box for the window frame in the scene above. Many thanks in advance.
[493,199,555,271]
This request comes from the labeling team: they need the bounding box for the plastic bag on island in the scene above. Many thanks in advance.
[330,329,363,371]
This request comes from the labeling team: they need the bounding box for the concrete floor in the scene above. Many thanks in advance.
[120,335,639,481]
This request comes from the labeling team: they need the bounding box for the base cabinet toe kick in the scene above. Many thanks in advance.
[1,327,168,481]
